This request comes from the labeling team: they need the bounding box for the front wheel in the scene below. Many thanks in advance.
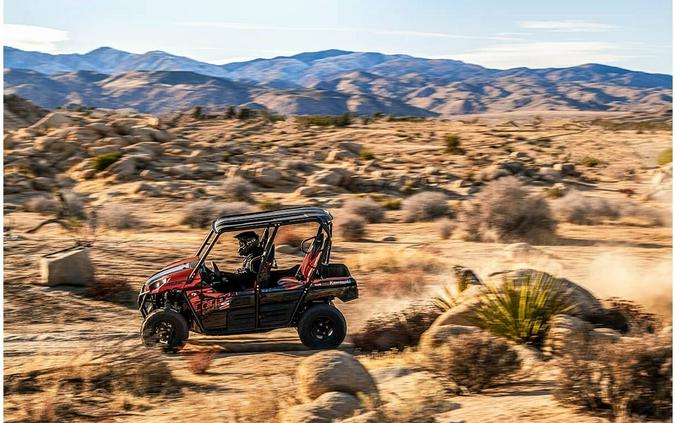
[297,304,347,350]
[141,309,189,353]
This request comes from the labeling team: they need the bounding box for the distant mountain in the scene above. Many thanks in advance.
[4,46,672,115]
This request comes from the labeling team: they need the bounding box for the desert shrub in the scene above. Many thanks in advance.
[657,147,672,166]
[347,248,445,274]
[367,269,430,298]
[382,198,402,210]
[433,266,482,311]
[237,107,253,119]
[98,204,143,230]
[257,199,283,210]
[93,152,123,171]
[351,301,441,351]
[444,134,465,154]
[360,149,375,160]
[456,177,556,242]
[544,186,566,199]
[24,196,60,214]
[593,297,661,336]
[84,275,136,306]
[337,213,367,241]
[188,351,217,375]
[402,192,449,222]
[436,218,454,239]
[344,198,385,223]
[275,228,305,249]
[580,156,602,167]
[553,191,620,225]
[5,344,179,421]
[296,113,351,128]
[431,332,521,392]
[472,272,574,347]
[222,176,253,202]
[555,335,672,419]
[192,106,205,120]
[180,201,256,228]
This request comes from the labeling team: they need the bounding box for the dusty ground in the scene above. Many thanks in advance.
[4,112,672,422]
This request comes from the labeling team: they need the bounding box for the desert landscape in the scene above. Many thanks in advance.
[3,88,673,422]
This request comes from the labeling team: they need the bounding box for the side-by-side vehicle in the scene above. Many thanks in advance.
[138,207,358,352]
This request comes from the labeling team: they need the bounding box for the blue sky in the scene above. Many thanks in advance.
[4,0,673,73]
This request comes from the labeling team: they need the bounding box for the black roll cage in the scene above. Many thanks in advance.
[188,207,334,283]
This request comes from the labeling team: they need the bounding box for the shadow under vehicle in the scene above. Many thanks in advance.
[138,207,358,352]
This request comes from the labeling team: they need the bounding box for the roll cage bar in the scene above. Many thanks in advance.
[189,207,334,282]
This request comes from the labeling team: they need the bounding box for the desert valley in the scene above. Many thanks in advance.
[3,45,674,422]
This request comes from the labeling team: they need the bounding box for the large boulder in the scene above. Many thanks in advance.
[39,247,94,286]
[307,168,352,188]
[280,392,362,423]
[296,351,378,402]
[543,314,592,356]
[375,370,456,419]
[30,112,73,130]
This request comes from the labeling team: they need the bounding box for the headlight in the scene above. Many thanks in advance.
[148,277,168,291]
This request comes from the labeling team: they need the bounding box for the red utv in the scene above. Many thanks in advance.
[138,207,358,352]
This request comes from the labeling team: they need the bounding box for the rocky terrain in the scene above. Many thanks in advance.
[3,98,673,422]
[5,47,672,115]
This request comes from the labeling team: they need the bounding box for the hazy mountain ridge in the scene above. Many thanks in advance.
[4,46,672,115]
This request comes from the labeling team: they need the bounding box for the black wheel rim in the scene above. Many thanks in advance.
[153,321,175,346]
[311,317,334,341]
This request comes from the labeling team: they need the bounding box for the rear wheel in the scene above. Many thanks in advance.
[141,309,189,353]
[298,304,346,350]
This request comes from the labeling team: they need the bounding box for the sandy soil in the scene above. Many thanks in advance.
[3,114,672,422]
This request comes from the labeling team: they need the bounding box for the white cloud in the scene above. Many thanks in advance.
[449,41,641,69]
[520,20,617,33]
[178,21,528,41]
[4,24,69,52]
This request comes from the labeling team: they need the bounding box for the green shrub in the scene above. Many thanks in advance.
[472,272,574,347]
[360,149,375,160]
[296,113,351,128]
[444,134,465,154]
[93,152,123,171]
[580,156,602,167]
[191,106,205,120]
[544,186,566,199]
[657,148,672,166]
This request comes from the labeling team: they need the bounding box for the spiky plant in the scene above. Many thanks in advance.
[433,283,458,312]
[472,273,574,347]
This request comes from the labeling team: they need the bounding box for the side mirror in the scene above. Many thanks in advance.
[300,237,315,254]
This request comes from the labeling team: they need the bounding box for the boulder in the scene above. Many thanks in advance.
[480,164,510,181]
[107,156,138,180]
[543,314,592,356]
[280,392,362,423]
[307,168,352,187]
[553,162,576,176]
[338,142,363,154]
[337,411,383,423]
[296,351,378,402]
[419,324,482,351]
[39,247,94,286]
[376,371,455,418]
[30,112,73,130]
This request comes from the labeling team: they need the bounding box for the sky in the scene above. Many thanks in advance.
[3,0,673,73]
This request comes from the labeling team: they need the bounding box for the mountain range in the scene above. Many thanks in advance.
[4,46,673,116]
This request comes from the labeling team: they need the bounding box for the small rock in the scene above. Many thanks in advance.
[39,247,94,287]
[381,236,397,242]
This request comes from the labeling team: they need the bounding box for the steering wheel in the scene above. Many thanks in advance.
[211,261,222,282]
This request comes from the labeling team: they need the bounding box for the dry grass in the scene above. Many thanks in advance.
[188,350,217,375]
[430,332,521,393]
[84,275,136,306]
[275,228,305,248]
[179,201,257,228]
[5,344,179,421]
[436,218,454,239]
[223,176,254,202]
[553,191,620,225]
[555,334,672,419]
[456,176,557,242]
[98,203,144,229]
[344,198,385,223]
[347,247,445,274]
[351,301,442,352]
[402,192,450,222]
[337,213,367,241]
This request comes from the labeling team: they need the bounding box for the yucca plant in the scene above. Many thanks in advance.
[433,283,458,312]
[472,273,574,347]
